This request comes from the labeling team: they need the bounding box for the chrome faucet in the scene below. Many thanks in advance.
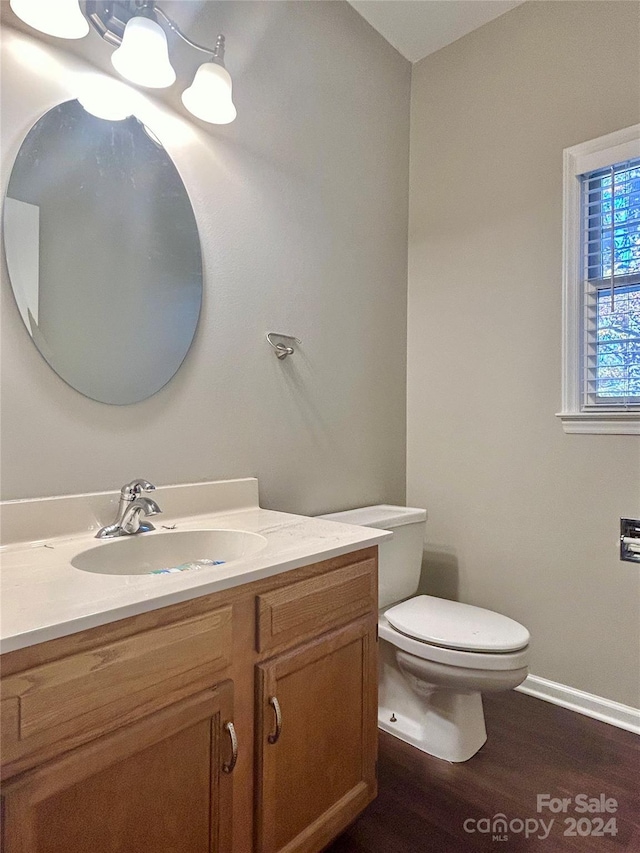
[96,479,162,539]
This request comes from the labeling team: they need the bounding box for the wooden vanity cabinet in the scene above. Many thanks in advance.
[1,683,234,853]
[0,547,378,853]
[255,618,377,853]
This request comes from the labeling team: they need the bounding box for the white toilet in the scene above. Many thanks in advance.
[319,505,530,763]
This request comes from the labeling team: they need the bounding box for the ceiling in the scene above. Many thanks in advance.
[347,0,526,63]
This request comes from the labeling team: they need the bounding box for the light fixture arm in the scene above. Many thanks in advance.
[86,2,226,64]
[153,6,226,64]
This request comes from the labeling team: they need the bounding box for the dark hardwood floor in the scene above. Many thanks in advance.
[327,691,640,852]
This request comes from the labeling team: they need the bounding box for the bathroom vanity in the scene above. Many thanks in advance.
[0,479,389,853]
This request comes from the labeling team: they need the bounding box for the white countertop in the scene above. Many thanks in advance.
[0,481,390,654]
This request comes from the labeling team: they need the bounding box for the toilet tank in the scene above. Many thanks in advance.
[318,505,427,609]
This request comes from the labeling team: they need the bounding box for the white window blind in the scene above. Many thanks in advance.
[581,158,640,409]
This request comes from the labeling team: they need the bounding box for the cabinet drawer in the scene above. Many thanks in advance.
[1,605,232,762]
[256,558,376,653]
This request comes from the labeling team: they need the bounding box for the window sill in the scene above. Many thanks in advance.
[556,412,640,435]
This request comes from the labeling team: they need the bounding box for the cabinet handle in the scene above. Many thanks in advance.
[268,696,282,744]
[222,721,238,773]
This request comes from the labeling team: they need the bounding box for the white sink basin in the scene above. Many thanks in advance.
[72,529,268,576]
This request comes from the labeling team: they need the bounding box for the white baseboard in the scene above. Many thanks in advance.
[516,675,640,735]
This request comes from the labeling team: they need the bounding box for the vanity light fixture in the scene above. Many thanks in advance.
[111,14,175,89]
[10,0,237,124]
[9,0,89,39]
[181,35,236,125]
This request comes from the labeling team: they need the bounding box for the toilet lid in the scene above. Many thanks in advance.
[384,595,530,653]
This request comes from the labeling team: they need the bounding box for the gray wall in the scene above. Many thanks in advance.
[408,1,640,706]
[1,1,410,512]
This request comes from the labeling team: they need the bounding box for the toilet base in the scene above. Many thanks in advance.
[378,639,492,762]
[377,626,529,762]
[378,690,487,763]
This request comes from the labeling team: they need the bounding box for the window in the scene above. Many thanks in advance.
[559,126,640,434]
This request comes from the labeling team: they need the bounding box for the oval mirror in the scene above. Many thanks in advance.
[3,99,202,404]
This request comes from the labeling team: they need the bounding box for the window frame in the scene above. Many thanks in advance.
[559,124,640,435]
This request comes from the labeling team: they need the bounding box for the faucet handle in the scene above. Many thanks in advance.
[121,479,156,500]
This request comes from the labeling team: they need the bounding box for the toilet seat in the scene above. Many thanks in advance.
[378,612,530,671]
[385,595,530,653]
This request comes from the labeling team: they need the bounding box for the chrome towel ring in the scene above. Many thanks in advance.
[266,333,301,360]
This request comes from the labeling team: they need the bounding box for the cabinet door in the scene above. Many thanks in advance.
[255,617,377,853]
[1,683,235,853]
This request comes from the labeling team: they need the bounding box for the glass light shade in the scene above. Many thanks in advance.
[111,16,176,89]
[10,0,89,39]
[181,62,237,125]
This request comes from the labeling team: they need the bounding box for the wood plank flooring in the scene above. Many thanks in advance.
[326,691,640,852]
